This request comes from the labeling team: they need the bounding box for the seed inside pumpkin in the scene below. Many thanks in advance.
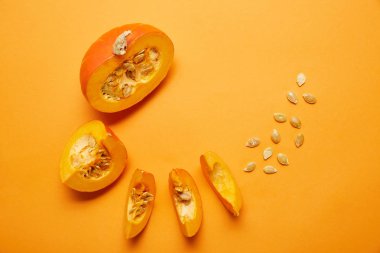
[129,184,154,220]
[101,47,160,101]
[69,135,111,179]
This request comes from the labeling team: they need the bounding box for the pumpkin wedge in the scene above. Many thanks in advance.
[200,151,243,216]
[60,120,127,192]
[124,169,156,239]
[169,169,203,237]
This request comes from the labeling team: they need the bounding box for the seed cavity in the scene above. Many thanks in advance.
[263,147,273,160]
[303,93,317,104]
[295,133,304,148]
[173,181,196,222]
[290,116,302,129]
[70,135,111,179]
[246,137,260,148]
[296,73,306,87]
[277,153,289,165]
[271,129,281,144]
[101,47,160,101]
[129,183,154,220]
[113,30,132,56]
[287,91,298,104]
[274,113,287,123]
[243,162,256,172]
[263,165,277,174]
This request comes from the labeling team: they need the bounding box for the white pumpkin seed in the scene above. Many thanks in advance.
[243,162,256,172]
[295,133,304,148]
[246,137,260,148]
[287,91,298,104]
[263,165,277,174]
[274,113,287,123]
[290,116,302,129]
[277,153,289,165]
[179,191,192,201]
[303,93,317,104]
[271,129,281,144]
[296,73,306,87]
[112,30,131,56]
[263,147,273,160]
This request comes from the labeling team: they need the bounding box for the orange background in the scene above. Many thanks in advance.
[1,0,380,252]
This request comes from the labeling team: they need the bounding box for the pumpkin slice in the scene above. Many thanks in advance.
[60,120,127,192]
[169,169,203,237]
[80,23,174,112]
[200,151,243,216]
[124,169,156,239]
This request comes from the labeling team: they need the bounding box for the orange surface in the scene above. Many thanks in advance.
[1,0,380,252]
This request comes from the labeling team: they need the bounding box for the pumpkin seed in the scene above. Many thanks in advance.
[140,63,154,76]
[263,165,277,174]
[70,135,111,179]
[287,91,298,104]
[179,191,192,201]
[290,116,302,129]
[123,86,133,97]
[133,52,145,64]
[277,153,289,165]
[112,30,131,56]
[296,73,306,87]
[295,133,304,148]
[101,47,160,101]
[263,147,273,160]
[123,62,135,72]
[303,93,317,104]
[246,137,260,148]
[129,185,155,220]
[149,48,159,61]
[271,129,281,144]
[274,113,287,123]
[243,162,256,172]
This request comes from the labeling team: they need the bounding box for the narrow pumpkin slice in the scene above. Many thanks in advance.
[125,169,156,239]
[169,169,203,237]
[200,151,243,216]
[80,23,174,112]
[60,120,127,192]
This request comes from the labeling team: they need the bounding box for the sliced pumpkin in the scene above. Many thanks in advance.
[60,120,127,192]
[200,151,243,216]
[124,169,156,239]
[169,169,203,237]
[80,23,174,112]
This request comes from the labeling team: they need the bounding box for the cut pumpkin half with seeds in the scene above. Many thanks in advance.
[169,169,203,237]
[125,169,156,239]
[80,23,174,112]
[200,151,243,216]
[59,120,127,192]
